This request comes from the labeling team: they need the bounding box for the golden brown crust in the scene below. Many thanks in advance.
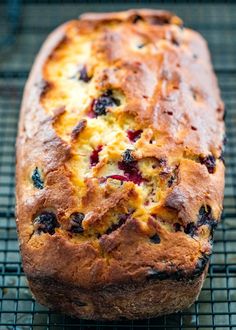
[28,267,208,320]
[16,9,225,319]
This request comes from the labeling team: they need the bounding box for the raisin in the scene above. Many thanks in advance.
[34,212,59,235]
[32,167,44,189]
[69,212,85,233]
[200,155,216,174]
[78,66,91,82]
[90,145,103,167]
[127,129,142,142]
[150,234,161,244]
[92,90,120,117]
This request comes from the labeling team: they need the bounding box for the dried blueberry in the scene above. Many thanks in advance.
[122,149,135,164]
[118,151,143,185]
[90,145,103,167]
[150,234,161,244]
[167,175,175,188]
[173,223,181,232]
[198,205,217,232]
[34,212,59,235]
[137,44,145,49]
[193,254,209,277]
[147,269,168,281]
[32,167,44,190]
[78,66,91,82]
[184,222,197,237]
[105,214,129,235]
[200,154,216,174]
[198,205,211,220]
[92,90,120,117]
[167,165,178,187]
[69,212,85,233]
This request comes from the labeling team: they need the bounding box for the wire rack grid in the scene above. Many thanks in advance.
[0,1,236,329]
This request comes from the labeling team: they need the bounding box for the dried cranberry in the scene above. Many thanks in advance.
[32,167,44,189]
[150,234,161,244]
[90,145,103,167]
[118,151,143,185]
[127,130,142,142]
[78,66,91,82]
[106,175,130,182]
[92,90,120,117]
[200,155,216,174]
[34,212,59,235]
[69,212,85,233]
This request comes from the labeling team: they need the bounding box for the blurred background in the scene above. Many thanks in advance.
[0,1,235,329]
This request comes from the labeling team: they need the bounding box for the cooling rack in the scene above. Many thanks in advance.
[0,1,236,329]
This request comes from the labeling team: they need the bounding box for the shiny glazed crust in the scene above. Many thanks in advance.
[16,9,225,320]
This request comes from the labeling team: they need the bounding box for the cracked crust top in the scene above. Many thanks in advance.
[16,9,225,290]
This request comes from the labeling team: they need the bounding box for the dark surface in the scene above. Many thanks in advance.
[0,1,236,329]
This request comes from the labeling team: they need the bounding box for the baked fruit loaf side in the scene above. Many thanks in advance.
[16,9,225,320]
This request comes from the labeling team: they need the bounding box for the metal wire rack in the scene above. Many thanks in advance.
[0,1,236,329]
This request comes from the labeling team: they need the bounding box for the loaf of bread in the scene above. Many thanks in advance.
[16,9,225,320]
